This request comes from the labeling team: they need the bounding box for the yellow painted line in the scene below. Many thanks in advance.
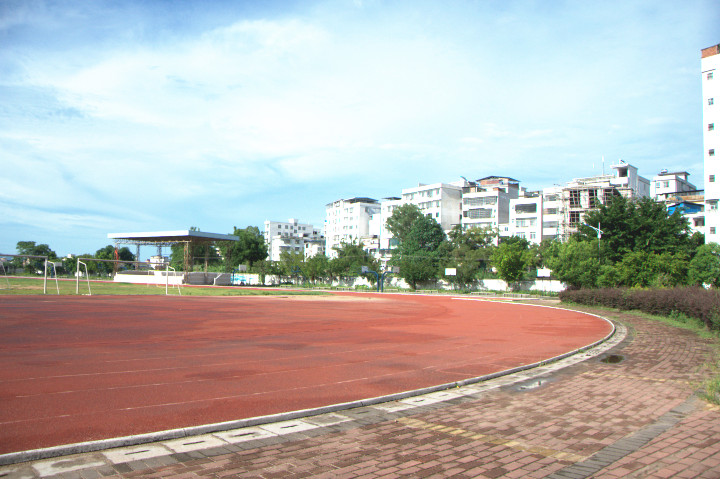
[397,417,586,462]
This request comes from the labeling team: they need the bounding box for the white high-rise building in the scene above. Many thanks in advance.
[703,44,720,243]
[263,219,324,261]
[325,197,381,258]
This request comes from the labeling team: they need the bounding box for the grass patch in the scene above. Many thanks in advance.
[0,276,325,296]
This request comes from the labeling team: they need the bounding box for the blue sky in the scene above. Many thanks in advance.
[1,0,718,257]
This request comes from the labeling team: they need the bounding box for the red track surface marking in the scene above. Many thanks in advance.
[0,293,612,454]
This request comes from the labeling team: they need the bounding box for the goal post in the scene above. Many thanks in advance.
[0,253,56,294]
[75,257,183,295]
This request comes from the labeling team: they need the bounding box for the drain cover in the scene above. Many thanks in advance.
[600,354,624,364]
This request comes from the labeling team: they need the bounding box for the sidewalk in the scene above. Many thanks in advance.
[2,306,719,479]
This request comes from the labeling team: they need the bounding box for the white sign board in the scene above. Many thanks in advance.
[537,268,552,278]
[445,268,457,276]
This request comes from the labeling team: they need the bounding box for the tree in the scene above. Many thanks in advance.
[491,237,532,288]
[95,245,136,274]
[304,253,329,284]
[15,241,57,273]
[544,237,600,289]
[443,225,496,289]
[224,226,267,271]
[688,243,720,287]
[278,251,305,283]
[252,259,281,285]
[332,240,379,283]
[579,196,695,263]
[385,204,426,245]
[390,210,447,289]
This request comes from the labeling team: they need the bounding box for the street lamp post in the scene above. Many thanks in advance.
[583,222,604,263]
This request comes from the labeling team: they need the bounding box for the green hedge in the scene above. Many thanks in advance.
[559,287,720,331]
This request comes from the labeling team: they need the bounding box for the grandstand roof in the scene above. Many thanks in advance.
[108,230,239,246]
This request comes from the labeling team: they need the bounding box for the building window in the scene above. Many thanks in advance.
[710,175,716,183]
[709,72,715,80]
[710,98,715,105]
[710,149,716,157]
[569,211,581,226]
[711,227,717,235]
[710,123,715,131]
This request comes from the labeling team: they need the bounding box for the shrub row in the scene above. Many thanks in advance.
[559,287,720,331]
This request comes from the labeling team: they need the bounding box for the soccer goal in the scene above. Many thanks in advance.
[0,253,59,294]
[75,257,183,295]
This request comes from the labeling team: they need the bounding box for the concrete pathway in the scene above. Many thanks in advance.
[2,305,718,479]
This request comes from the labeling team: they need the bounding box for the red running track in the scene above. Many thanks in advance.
[0,293,612,455]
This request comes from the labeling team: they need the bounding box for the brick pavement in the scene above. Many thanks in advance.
[2,305,718,479]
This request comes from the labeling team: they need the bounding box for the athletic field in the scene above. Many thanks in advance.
[0,292,612,455]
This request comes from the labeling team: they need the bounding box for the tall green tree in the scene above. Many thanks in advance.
[224,226,267,271]
[278,251,305,283]
[386,204,426,245]
[15,241,57,273]
[579,196,695,263]
[304,253,329,284]
[95,245,136,274]
[443,225,496,289]
[389,208,447,289]
[332,240,379,283]
[544,237,601,289]
[491,237,533,288]
[688,243,720,287]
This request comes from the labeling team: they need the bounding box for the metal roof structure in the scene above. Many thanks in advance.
[107,230,239,246]
[107,230,239,273]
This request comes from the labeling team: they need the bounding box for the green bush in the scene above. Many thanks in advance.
[559,287,720,331]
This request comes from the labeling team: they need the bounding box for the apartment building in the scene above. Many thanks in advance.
[561,161,649,238]
[461,176,520,237]
[364,183,464,259]
[508,191,543,242]
[649,170,704,234]
[650,170,697,200]
[703,44,720,243]
[325,197,381,258]
[400,182,464,231]
[263,219,324,261]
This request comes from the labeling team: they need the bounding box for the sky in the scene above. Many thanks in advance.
[1,0,718,257]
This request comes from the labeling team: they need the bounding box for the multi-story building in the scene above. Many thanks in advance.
[650,170,697,200]
[703,44,720,243]
[325,197,381,258]
[461,176,520,237]
[366,183,464,260]
[263,219,324,261]
[400,182,464,231]
[540,186,564,241]
[560,161,649,238]
[377,197,403,251]
[508,191,543,243]
[649,170,704,235]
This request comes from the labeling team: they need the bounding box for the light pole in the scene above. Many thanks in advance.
[583,222,604,263]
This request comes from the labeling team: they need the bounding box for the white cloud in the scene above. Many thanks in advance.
[0,0,716,255]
